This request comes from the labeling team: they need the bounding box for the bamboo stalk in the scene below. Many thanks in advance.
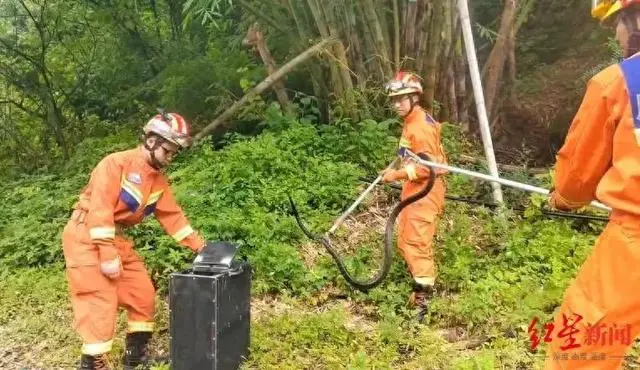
[322,0,354,92]
[307,0,344,95]
[376,0,393,62]
[286,0,330,122]
[362,0,393,78]
[346,0,367,85]
[423,0,443,110]
[415,0,431,74]
[392,0,400,69]
[403,0,418,68]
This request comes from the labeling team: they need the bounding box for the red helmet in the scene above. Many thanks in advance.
[384,71,423,97]
[143,112,190,148]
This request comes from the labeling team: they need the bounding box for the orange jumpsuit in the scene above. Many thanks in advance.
[545,53,640,369]
[395,106,448,287]
[62,146,205,356]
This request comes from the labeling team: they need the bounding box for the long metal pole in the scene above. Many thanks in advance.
[457,0,504,204]
[403,149,612,212]
[327,158,400,235]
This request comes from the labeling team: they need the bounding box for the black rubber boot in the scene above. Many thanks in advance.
[122,332,152,370]
[411,283,434,323]
[79,354,110,370]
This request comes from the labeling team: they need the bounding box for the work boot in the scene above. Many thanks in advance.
[79,354,110,370]
[122,332,152,370]
[409,283,434,323]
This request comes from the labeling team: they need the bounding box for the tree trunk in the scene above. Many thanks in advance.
[423,0,443,111]
[42,83,68,159]
[436,0,453,120]
[375,1,393,62]
[454,26,469,130]
[402,0,418,69]
[307,0,344,95]
[322,1,354,92]
[482,0,517,125]
[448,63,458,123]
[507,22,517,99]
[362,0,393,78]
[286,0,330,122]
[415,0,431,74]
[358,4,380,77]
[392,0,400,69]
[166,0,183,40]
[346,0,367,86]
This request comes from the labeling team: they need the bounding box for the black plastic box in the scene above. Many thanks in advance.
[169,261,251,370]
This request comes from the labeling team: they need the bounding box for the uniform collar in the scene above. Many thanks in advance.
[404,105,424,124]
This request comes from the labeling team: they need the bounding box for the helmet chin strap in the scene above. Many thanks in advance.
[143,134,166,170]
[401,94,419,118]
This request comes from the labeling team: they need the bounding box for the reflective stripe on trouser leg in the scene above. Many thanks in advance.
[543,221,640,369]
[116,252,156,332]
[82,340,114,356]
[414,277,435,286]
[128,321,154,333]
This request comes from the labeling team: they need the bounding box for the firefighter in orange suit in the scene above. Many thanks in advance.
[62,111,207,370]
[380,71,448,317]
[545,1,640,368]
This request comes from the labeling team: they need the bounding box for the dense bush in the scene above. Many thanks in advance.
[1,103,605,328]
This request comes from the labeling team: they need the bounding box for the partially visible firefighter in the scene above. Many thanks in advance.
[546,0,640,368]
[62,111,209,369]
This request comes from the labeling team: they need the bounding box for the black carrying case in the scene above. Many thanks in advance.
[169,241,251,370]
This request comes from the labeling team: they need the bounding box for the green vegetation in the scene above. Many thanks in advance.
[1,0,635,368]
[1,105,627,368]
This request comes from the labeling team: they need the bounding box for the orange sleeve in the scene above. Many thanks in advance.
[86,155,121,262]
[154,184,205,253]
[552,75,616,209]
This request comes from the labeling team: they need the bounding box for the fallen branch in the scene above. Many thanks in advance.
[457,154,548,175]
[243,23,290,110]
[192,37,337,144]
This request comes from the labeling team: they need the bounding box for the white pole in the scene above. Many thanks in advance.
[403,149,612,212]
[457,0,504,204]
[327,158,399,235]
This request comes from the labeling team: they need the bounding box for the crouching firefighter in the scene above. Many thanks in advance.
[381,71,448,319]
[62,112,208,369]
[545,1,640,368]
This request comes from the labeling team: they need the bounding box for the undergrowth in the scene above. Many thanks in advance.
[0,103,615,368]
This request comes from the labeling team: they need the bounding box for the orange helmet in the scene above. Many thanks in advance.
[385,71,423,97]
[592,0,640,22]
[143,112,191,148]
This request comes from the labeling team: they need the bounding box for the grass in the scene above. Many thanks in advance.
[0,195,584,370]
[0,265,539,370]
[2,119,638,369]
[2,205,639,370]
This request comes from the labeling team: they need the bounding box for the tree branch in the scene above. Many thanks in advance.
[0,37,43,70]
[0,98,45,118]
[192,38,337,143]
[238,0,288,35]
